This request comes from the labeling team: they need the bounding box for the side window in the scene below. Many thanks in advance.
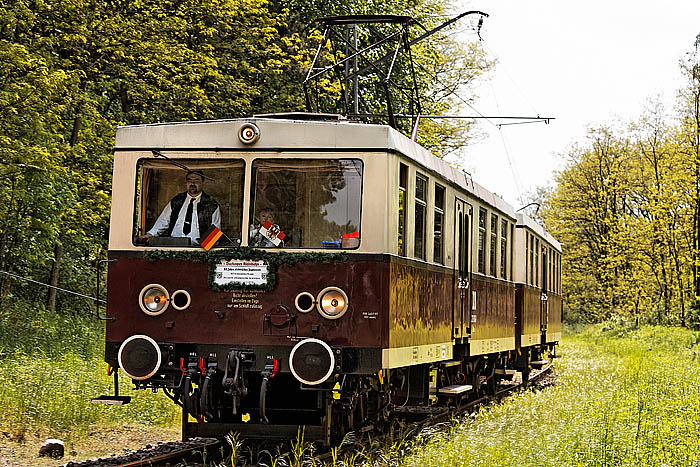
[549,248,553,292]
[500,219,508,279]
[558,253,562,293]
[414,173,427,260]
[433,184,445,264]
[510,224,514,281]
[478,208,486,274]
[489,213,497,276]
[535,238,540,287]
[398,163,408,256]
[529,233,535,286]
[525,231,530,284]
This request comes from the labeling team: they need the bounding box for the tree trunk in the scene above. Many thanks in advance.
[47,242,63,311]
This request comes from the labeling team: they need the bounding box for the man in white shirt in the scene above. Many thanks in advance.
[141,170,221,245]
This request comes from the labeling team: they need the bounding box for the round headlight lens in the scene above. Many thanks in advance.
[238,123,260,144]
[295,292,316,313]
[171,290,191,311]
[139,284,169,316]
[316,287,348,319]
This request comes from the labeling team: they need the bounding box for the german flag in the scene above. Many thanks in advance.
[200,225,223,251]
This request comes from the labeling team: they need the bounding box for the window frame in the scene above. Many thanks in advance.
[433,183,445,264]
[249,158,364,249]
[133,157,246,248]
[478,207,487,274]
[413,172,428,260]
[398,163,408,256]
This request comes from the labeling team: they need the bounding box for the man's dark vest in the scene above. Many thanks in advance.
[166,192,219,239]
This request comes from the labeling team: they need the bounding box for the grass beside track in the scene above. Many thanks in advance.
[358,325,700,467]
[3,300,700,466]
[0,301,179,456]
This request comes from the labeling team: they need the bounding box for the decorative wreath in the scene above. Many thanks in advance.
[144,248,347,292]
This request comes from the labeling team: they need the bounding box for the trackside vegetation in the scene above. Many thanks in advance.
[0,302,179,445]
[540,40,700,327]
[3,305,700,466]
[348,324,700,467]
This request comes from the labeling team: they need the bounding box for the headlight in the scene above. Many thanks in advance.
[171,290,191,311]
[238,123,260,144]
[316,287,348,319]
[138,284,169,316]
[295,292,316,313]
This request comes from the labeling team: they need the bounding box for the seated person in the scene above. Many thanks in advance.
[249,207,284,247]
[140,170,221,245]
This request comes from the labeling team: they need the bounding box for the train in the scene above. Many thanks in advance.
[99,112,562,445]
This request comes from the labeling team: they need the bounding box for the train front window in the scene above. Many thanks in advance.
[250,159,363,249]
[134,159,244,247]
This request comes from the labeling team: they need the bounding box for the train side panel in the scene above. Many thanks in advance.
[515,285,542,348]
[385,260,453,367]
[546,293,563,343]
[470,276,515,355]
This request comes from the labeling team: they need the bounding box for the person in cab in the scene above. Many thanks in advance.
[141,170,221,245]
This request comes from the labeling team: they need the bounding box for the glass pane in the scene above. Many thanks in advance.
[414,174,427,260]
[415,174,427,202]
[490,214,497,275]
[500,219,507,278]
[414,202,426,259]
[135,159,244,247]
[433,210,443,264]
[250,159,363,249]
[435,184,445,210]
[398,188,406,255]
[478,208,486,274]
[398,163,408,256]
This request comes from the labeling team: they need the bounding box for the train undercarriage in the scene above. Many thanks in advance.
[112,341,557,445]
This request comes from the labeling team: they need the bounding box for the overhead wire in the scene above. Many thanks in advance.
[476,26,545,204]
[406,14,529,203]
[483,42,525,204]
[479,36,541,117]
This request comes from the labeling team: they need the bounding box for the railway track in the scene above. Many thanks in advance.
[59,438,222,467]
[313,360,557,464]
[62,362,555,467]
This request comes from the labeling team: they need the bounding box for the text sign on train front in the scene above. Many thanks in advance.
[214,260,268,286]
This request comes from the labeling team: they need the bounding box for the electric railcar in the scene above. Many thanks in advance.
[102,113,562,444]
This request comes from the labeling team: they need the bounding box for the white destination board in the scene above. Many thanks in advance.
[214,260,268,286]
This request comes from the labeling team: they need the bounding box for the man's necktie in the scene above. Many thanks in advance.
[183,198,193,234]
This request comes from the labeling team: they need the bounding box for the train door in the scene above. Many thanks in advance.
[540,248,549,341]
[453,199,472,341]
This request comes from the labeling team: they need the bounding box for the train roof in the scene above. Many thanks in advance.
[114,116,516,218]
[516,213,561,251]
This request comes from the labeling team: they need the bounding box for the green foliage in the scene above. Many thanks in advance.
[541,41,700,326]
[0,351,178,440]
[0,299,101,357]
